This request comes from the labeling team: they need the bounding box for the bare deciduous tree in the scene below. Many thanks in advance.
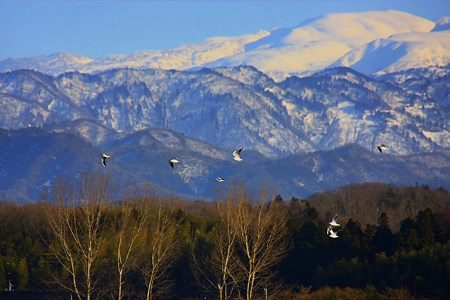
[213,187,241,300]
[235,187,288,300]
[113,187,149,300]
[191,185,242,300]
[43,173,110,300]
[138,196,181,300]
[192,185,288,300]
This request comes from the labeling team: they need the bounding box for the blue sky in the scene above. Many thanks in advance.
[1,0,449,60]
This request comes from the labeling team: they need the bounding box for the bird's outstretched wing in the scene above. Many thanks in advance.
[378,144,387,153]
[233,148,243,161]
[101,153,111,167]
[329,215,340,227]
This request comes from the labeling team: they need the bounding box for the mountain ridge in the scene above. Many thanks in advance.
[1,65,449,157]
[1,127,449,203]
[0,10,447,80]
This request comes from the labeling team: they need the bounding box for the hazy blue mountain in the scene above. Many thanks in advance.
[1,127,449,202]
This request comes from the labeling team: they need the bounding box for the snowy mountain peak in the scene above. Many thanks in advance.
[332,30,450,75]
[204,10,436,80]
[0,10,447,80]
[57,31,271,74]
[287,10,434,45]
[0,52,94,74]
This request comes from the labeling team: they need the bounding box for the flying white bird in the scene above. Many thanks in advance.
[233,148,243,161]
[327,227,339,239]
[329,215,340,227]
[215,177,224,183]
[169,157,180,169]
[101,153,111,168]
[377,144,388,153]
[326,226,332,235]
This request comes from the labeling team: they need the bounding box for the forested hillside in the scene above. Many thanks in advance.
[0,175,449,299]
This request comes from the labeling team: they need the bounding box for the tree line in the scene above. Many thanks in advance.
[0,173,449,299]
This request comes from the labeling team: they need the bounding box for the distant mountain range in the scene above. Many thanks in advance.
[1,127,449,203]
[0,11,449,80]
[1,66,449,157]
[1,10,449,202]
[0,65,449,202]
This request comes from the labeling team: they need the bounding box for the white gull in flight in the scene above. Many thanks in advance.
[327,227,339,239]
[169,157,180,169]
[101,153,111,168]
[329,215,340,227]
[377,144,388,153]
[233,148,243,161]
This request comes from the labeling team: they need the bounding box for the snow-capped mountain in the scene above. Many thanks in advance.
[331,31,450,75]
[204,10,435,79]
[1,65,449,157]
[80,31,270,73]
[0,52,94,75]
[0,67,314,157]
[0,31,269,75]
[0,11,446,80]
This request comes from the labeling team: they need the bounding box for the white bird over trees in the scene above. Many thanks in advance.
[329,215,340,227]
[101,153,111,167]
[377,144,388,153]
[327,226,339,239]
[327,214,341,238]
[233,148,243,161]
[215,177,224,183]
[169,157,180,169]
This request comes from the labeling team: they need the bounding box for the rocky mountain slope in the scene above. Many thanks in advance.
[1,66,449,157]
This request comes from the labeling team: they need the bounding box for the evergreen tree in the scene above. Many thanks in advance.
[415,208,435,247]
[371,212,394,256]
[341,218,364,259]
[398,217,419,250]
